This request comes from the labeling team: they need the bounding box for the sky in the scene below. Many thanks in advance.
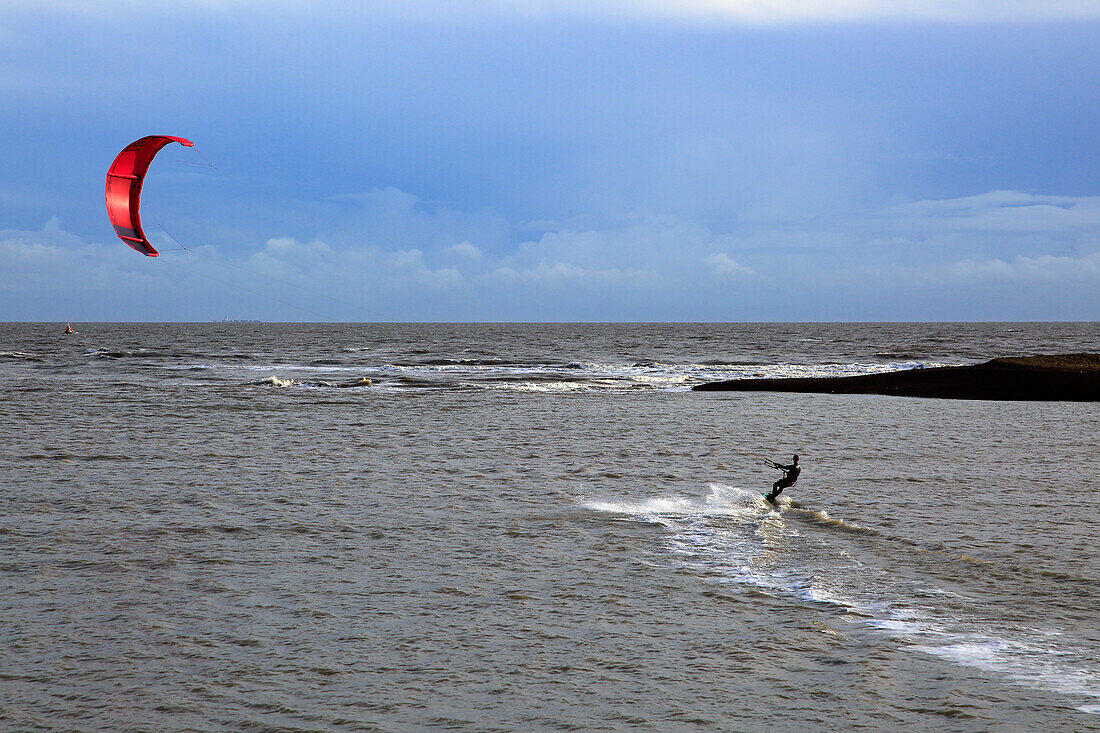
[1,1,1099,321]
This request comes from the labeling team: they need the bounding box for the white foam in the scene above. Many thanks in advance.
[915,637,1100,710]
[257,376,299,388]
[467,381,599,393]
[163,358,951,393]
[586,485,794,599]
[583,484,765,519]
[172,363,366,373]
[584,487,1100,714]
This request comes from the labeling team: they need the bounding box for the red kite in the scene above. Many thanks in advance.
[105,135,193,256]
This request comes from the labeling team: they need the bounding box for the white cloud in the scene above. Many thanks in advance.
[246,240,466,290]
[3,189,1099,320]
[871,191,1100,237]
[444,241,482,260]
[7,0,1098,23]
[0,221,174,319]
[1,218,82,247]
[0,220,109,278]
[388,248,425,269]
[0,238,68,270]
[941,251,1100,284]
[483,261,655,287]
[289,189,1100,306]
[330,187,420,212]
[264,236,330,254]
[382,249,463,287]
[617,0,1100,23]
[705,252,754,276]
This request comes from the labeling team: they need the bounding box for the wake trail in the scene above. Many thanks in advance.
[583,483,1100,715]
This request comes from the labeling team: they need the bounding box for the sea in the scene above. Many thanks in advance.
[1,321,1098,732]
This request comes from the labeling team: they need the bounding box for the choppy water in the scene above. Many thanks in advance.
[2,322,1098,731]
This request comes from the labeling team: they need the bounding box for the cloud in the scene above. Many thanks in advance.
[244,237,466,291]
[0,219,104,276]
[923,251,1100,285]
[615,0,1100,23]
[870,191,1100,236]
[263,236,330,255]
[483,261,655,288]
[706,253,754,276]
[444,241,482,260]
[237,188,1100,317]
[0,220,181,319]
[7,0,1099,23]
[3,188,1099,320]
[382,247,462,287]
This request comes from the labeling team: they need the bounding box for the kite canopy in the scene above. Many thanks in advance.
[105,135,194,256]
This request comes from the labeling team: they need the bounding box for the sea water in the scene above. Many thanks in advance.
[1,322,1098,731]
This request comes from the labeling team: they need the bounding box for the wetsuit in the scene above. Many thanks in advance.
[765,462,800,502]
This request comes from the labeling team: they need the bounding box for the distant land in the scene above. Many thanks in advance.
[693,354,1100,401]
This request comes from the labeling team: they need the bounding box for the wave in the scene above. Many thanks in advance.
[583,485,766,519]
[468,380,614,393]
[18,452,134,462]
[914,636,1100,714]
[785,501,878,535]
[84,347,219,360]
[71,355,946,394]
[379,357,545,368]
[583,484,1100,714]
[698,359,768,366]
[0,351,42,362]
[85,348,131,360]
[255,375,300,388]
[250,375,372,389]
[365,360,940,393]
[874,351,920,360]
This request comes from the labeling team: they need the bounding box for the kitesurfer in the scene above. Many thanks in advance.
[764,454,800,503]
